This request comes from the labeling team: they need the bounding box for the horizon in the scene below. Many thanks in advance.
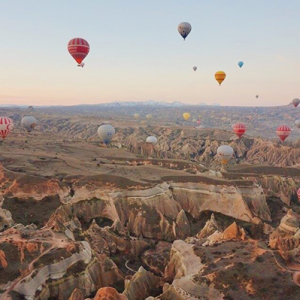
[0,99,294,108]
[1,1,299,107]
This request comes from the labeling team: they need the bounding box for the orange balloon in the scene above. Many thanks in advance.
[215,71,226,86]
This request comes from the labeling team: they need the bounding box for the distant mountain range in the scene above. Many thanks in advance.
[0,100,221,108]
[95,100,221,107]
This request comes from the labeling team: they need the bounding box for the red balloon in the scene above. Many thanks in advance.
[276,125,291,141]
[0,117,13,139]
[68,38,90,66]
[197,120,201,124]
[233,122,246,138]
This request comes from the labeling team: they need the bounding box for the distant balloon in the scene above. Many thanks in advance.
[292,98,300,108]
[183,112,191,121]
[197,120,201,124]
[217,145,234,165]
[233,123,246,138]
[238,61,244,68]
[215,71,226,86]
[97,124,115,144]
[146,136,158,145]
[295,120,300,129]
[193,66,197,71]
[0,117,13,139]
[146,114,152,120]
[256,95,259,99]
[68,38,90,67]
[134,113,140,119]
[21,116,37,132]
[276,125,291,141]
[178,22,192,40]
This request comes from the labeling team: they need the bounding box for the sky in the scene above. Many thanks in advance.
[0,0,299,107]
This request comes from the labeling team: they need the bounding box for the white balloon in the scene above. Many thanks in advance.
[217,145,234,165]
[21,116,37,132]
[134,113,140,119]
[178,22,192,40]
[146,114,152,119]
[97,124,115,144]
[295,120,300,128]
[146,136,158,145]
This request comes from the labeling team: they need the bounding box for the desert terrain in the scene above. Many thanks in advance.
[1,105,300,299]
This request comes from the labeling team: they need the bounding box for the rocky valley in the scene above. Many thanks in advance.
[1,106,300,299]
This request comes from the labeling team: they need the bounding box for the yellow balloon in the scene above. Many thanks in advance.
[183,112,190,120]
[215,71,226,86]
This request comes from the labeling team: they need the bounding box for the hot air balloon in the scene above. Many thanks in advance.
[197,120,201,124]
[183,113,191,121]
[292,98,300,108]
[178,22,192,40]
[134,113,140,119]
[193,66,197,71]
[146,136,158,145]
[21,116,37,132]
[238,61,244,68]
[146,114,152,120]
[215,71,226,86]
[276,125,291,141]
[233,123,246,138]
[295,120,300,129]
[256,95,259,99]
[68,38,90,67]
[97,124,115,144]
[217,145,234,165]
[0,117,13,139]
[297,188,300,202]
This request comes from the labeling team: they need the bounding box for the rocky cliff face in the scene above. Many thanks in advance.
[0,225,123,300]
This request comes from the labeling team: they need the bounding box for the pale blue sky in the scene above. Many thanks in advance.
[0,0,299,106]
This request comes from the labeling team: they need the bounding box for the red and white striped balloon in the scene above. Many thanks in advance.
[233,122,246,138]
[0,117,13,139]
[67,38,90,66]
[276,125,291,141]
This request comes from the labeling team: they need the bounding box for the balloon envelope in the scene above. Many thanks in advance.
[146,114,152,119]
[217,145,234,165]
[256,95,259,98]
[21,116,37,132]
[292,98,300,107]
[193,66,197,71]
[68,38,90,66]
[183,113,191,120]
[97,125,115,144]
[215,71,226,86]
[134,113,140,119]
[238,61,244,68]
[0,117,13,139]
[178,22,192,40]
[146,136,158,145]
[276,125,291,141]
[295,120,300,128]
[233,123,246,138]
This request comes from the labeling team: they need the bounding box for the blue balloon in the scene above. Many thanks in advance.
[238,61,244,68]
